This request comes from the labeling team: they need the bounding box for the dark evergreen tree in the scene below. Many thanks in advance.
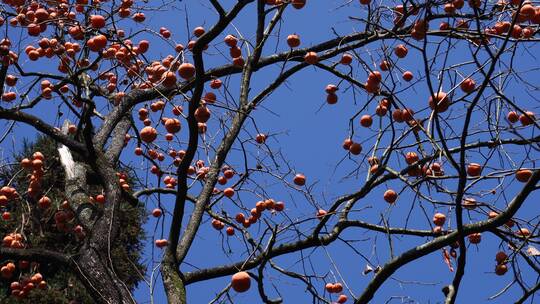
[0,136,146,303]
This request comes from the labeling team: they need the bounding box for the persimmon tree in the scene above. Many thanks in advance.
[0,0,538,303]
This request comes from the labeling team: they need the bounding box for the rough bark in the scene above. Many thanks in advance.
[161,251,187,304]
[74,247,136,304]
[58,120,135,304]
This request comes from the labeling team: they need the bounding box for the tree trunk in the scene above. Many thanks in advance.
[75,246,136,304]
[58,120,136,304]
[161,251,187,304]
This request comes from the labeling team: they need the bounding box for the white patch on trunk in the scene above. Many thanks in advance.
[58,120,76,180]
[58,144,76,179]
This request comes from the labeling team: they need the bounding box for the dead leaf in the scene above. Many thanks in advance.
[443,248,454,272]
[363,264,373,275]
[527,246,540,256]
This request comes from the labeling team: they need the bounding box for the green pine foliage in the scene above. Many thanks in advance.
[0,136,146,303]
